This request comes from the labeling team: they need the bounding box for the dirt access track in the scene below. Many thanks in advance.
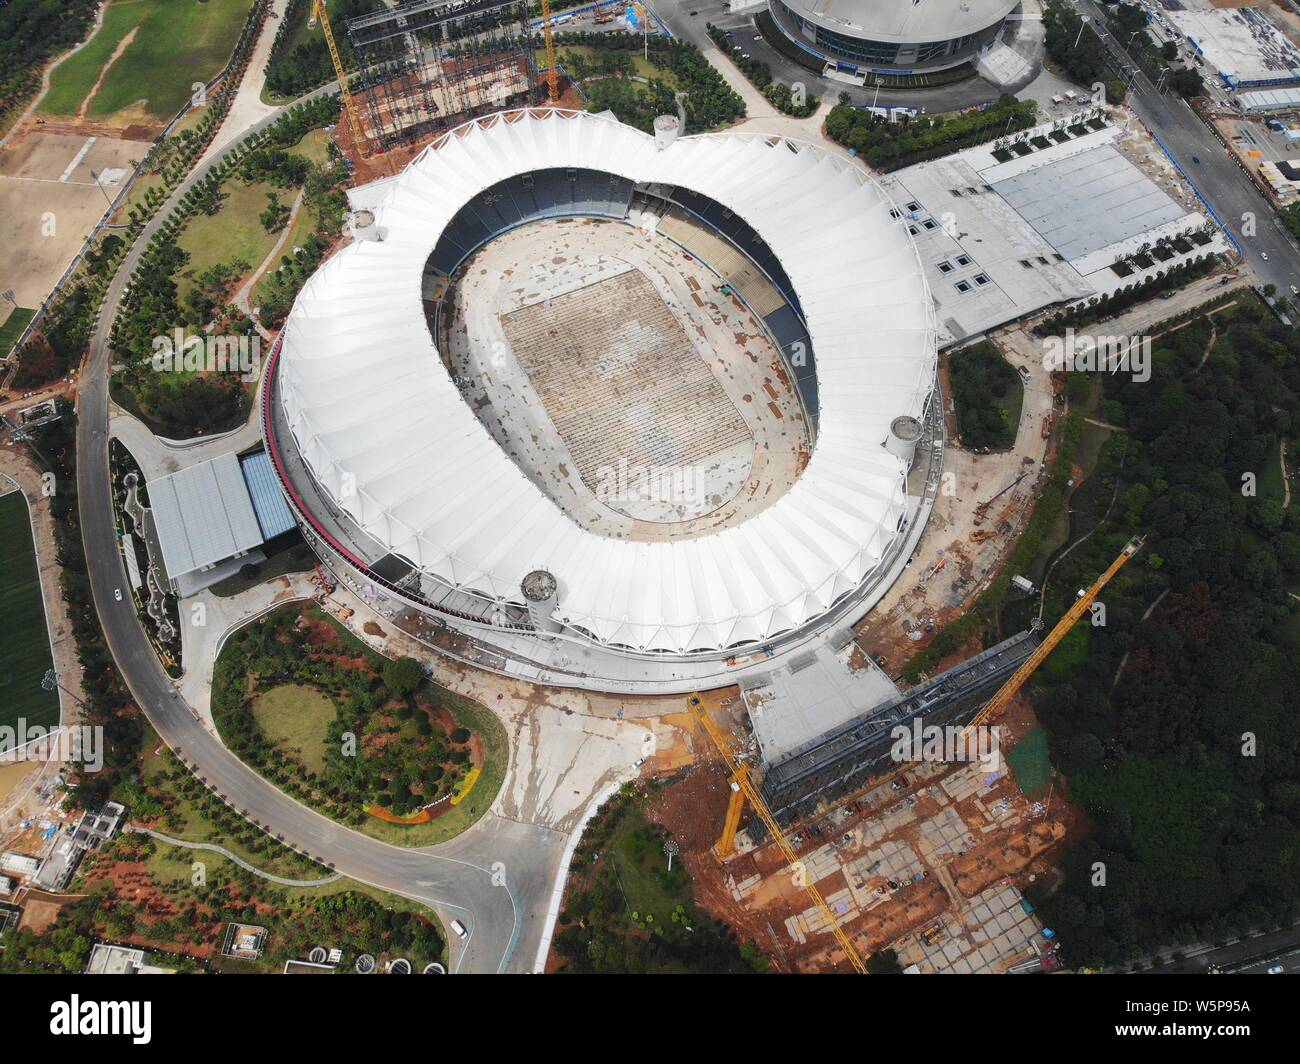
[0,131,143,308]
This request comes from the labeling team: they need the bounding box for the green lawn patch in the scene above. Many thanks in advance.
[1260,434,1286,506]
[175,178,281,302]
[0,491,59,731]
[251,683,336,774]
[88,0,254,121]
[1038,622,1090,685]
[1007,726,1052,800]
[39,0,152,116]
[0,306,35,358]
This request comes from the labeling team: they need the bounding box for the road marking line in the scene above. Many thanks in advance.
[58,137,96,183]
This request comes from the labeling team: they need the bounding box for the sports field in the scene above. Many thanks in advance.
[40,0,152,116]
[44,0,255,123]
[0,132,141,309]
[0,491,60,732]
[0,307,35,358]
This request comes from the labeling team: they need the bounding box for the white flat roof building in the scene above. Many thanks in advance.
[1172,7,1300,89]
[880,114,1227,341]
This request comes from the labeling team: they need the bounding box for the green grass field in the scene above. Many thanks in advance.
[87,0,254,121]
[1007,726,1053,800]
[176,178,282,296]
[39,0,152,116]
[1260,435,1287,506]
[0,492,60,731]
[252,683,336,774]
[0,307,35,358]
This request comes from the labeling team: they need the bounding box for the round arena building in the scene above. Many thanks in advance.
[262,108,938,691]
[767,0,1020,76]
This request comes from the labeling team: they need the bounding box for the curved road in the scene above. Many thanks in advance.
[74,89,557,975]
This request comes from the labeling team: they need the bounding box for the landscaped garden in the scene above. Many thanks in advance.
[211,603,505,846]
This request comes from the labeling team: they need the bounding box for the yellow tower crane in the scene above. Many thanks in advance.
[685,536,1144,974]
[312,0,368,155]
[965,535,1144,733]
[687,694,869,975]
[539,0,559,103]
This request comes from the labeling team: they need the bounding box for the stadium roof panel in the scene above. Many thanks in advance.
[277,109,936,653]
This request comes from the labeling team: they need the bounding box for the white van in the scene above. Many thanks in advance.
[450,919,468,939]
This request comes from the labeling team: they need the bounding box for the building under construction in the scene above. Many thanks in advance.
[759,630,1040,828]
[346,0,542,152]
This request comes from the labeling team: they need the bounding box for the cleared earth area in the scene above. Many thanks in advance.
[0,131,141,307]
[439,217,811,540]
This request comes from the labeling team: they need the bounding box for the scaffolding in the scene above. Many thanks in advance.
[346,0,542,152]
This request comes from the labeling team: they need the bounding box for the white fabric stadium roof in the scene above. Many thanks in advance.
[277,109,935,653]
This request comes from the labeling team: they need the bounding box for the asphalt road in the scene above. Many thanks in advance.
[72,90,559,975]
[1070,0,1300,295]
[1118,924,1300,975]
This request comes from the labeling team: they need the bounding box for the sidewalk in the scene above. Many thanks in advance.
[197,0,291,168]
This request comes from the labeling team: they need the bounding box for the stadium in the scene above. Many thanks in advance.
[767,0,1021,75]
[262,108,938,689]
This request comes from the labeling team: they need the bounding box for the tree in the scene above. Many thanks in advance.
[382,656,423,698]
[1169,67,1203,98]
[866,948,904,974]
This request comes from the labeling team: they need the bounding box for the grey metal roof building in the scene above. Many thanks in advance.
[146,452,265,582]
[239,451,296,540]
[768,0,1019,75]
[991,145,1188,262]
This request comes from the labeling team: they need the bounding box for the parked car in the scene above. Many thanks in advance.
[450,919,468,939]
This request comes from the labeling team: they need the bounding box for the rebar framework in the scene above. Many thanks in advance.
[346,0,541,152]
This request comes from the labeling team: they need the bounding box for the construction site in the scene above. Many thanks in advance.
[436,214,811,537]
[345,0,543,154]
[626,538,1144,974]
